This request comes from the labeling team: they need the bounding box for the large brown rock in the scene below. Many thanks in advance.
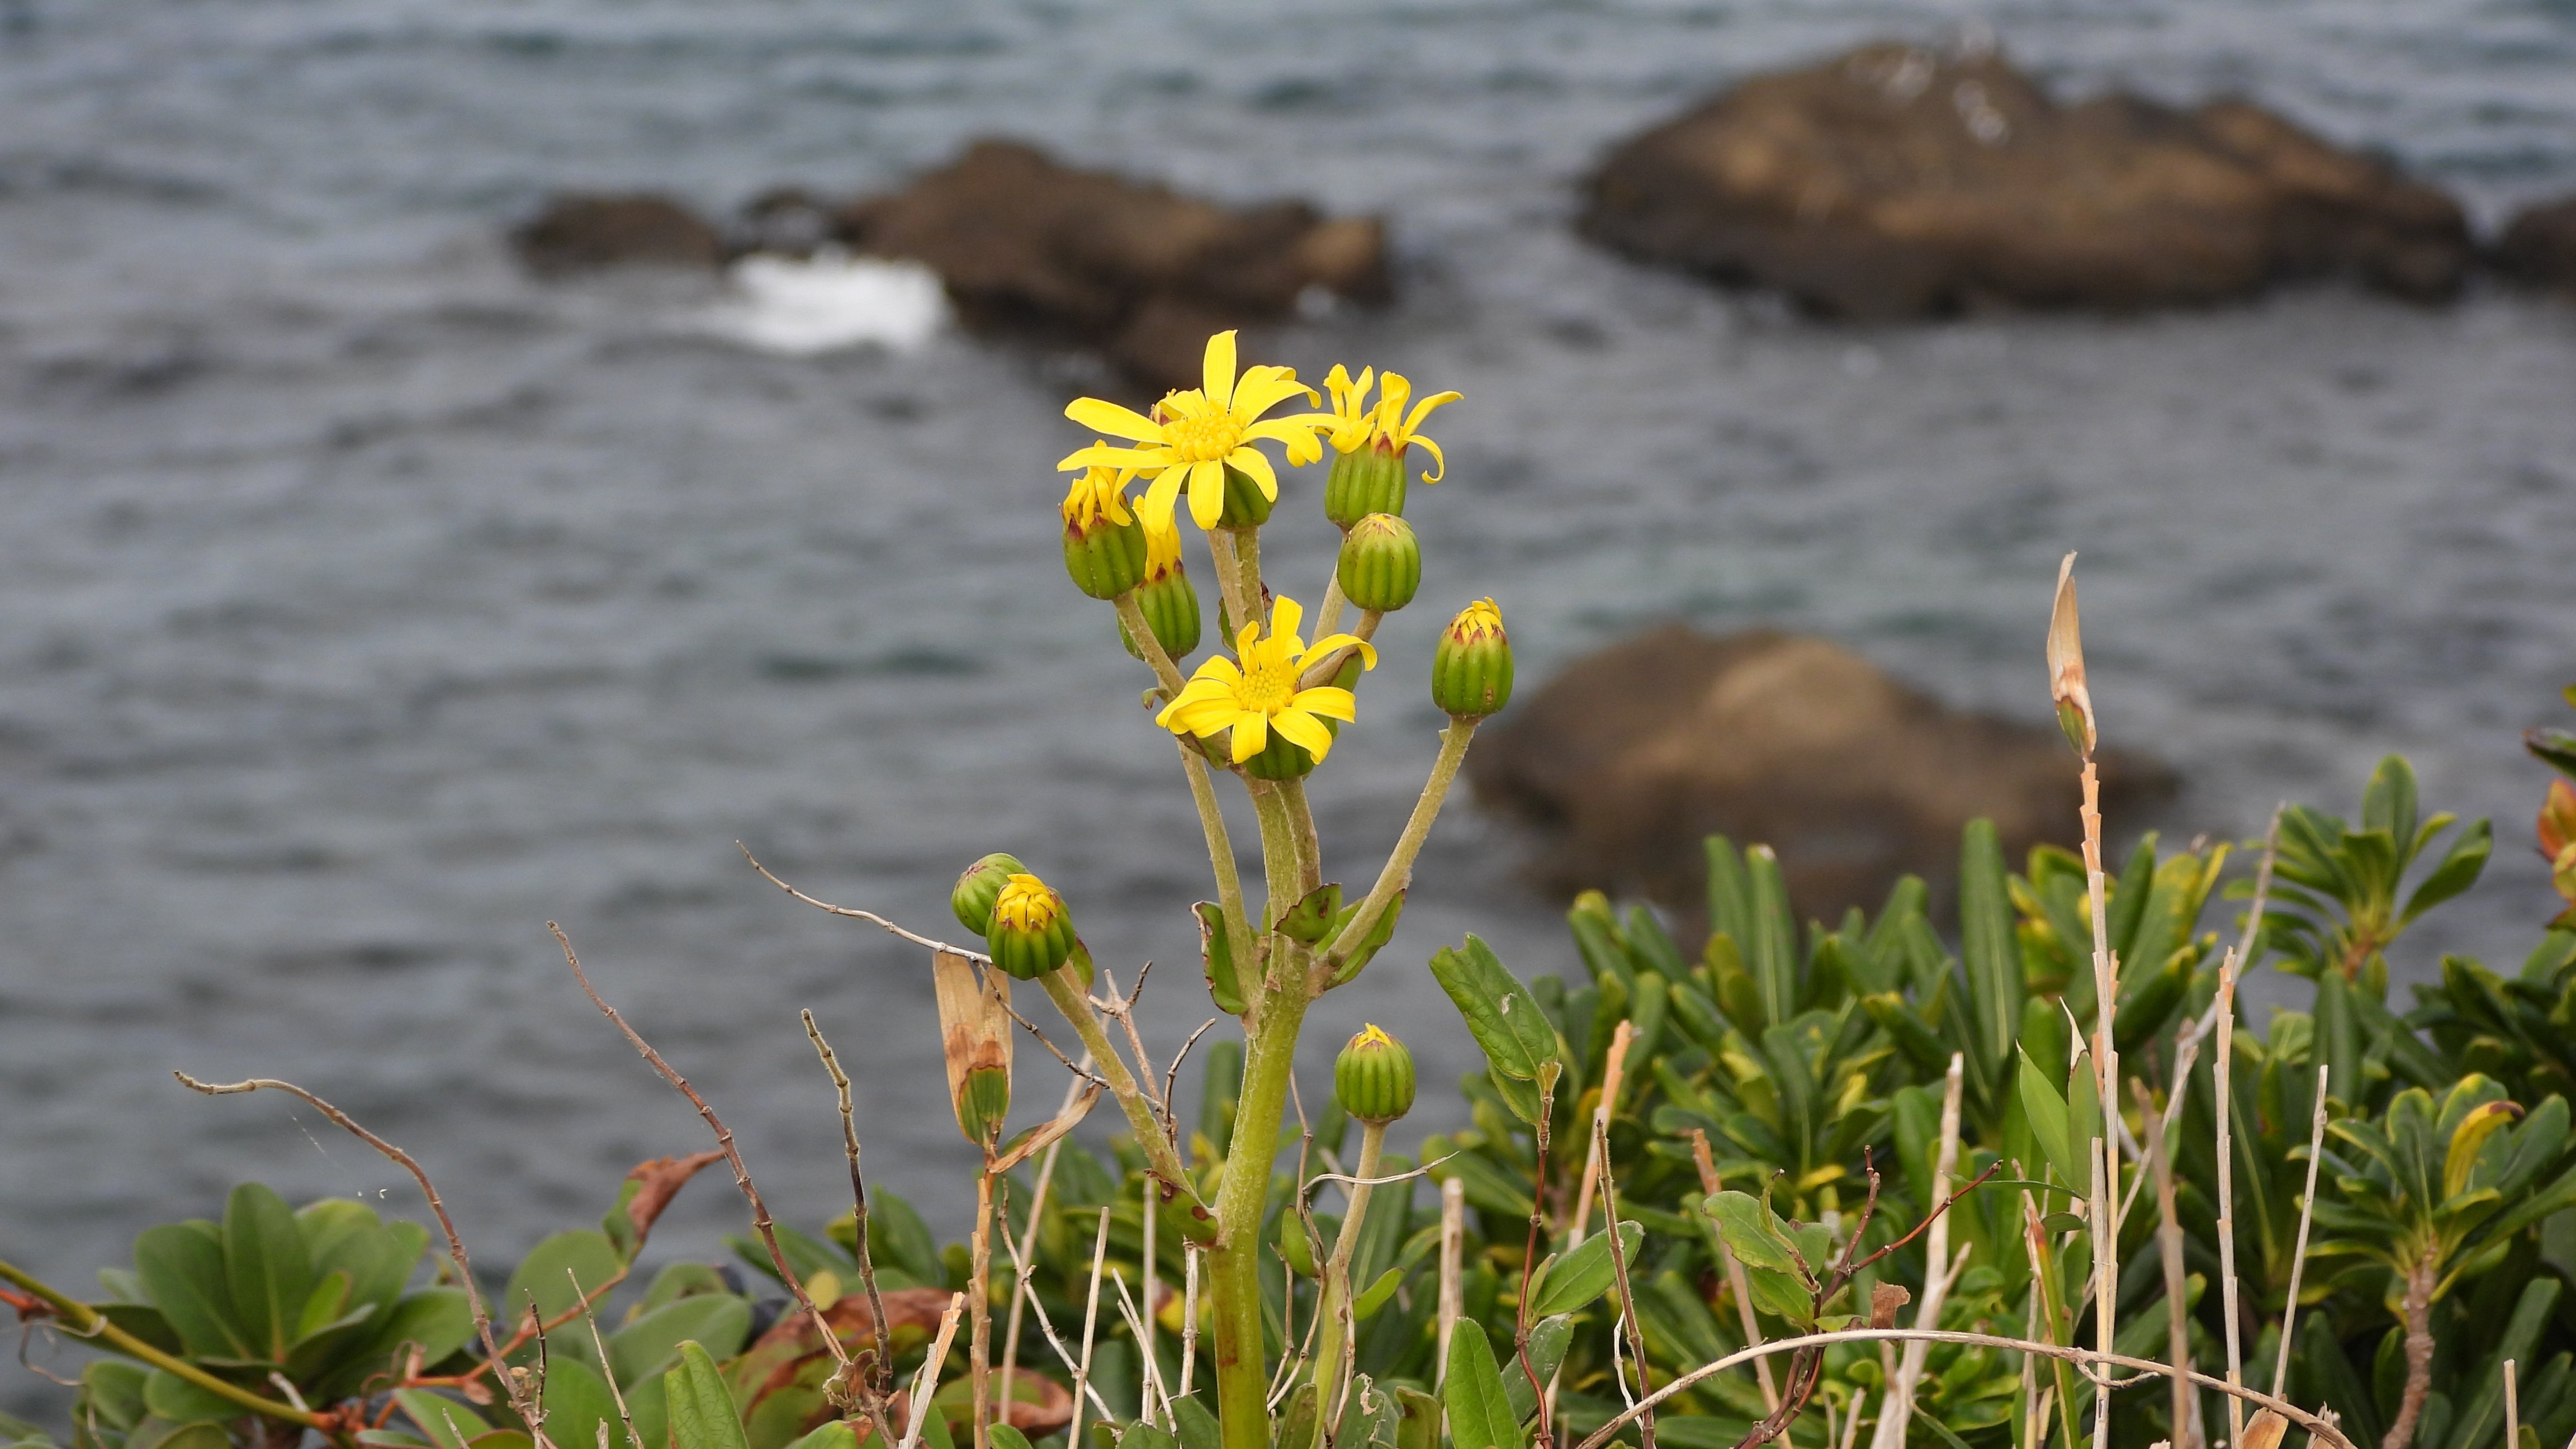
[835,140,1390,390]
[1578,43,2471,318]
[2498,196,2576,295]
[1470,626,2177,922]
[510,192,726,276]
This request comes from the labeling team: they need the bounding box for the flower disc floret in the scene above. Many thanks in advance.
[986,873,1076,981]
[1056,331,1325,533]
[1156,595,1376,768]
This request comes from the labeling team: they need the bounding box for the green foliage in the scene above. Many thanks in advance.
[2252,756,2493,999]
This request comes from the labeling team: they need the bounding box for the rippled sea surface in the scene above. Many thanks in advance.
[4,1,2575,1408]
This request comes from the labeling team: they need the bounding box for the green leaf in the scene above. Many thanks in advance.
[1527,1223,1643,1319]
[1499,1315,1573,1425]
[1429,936,1564,1125]
[1744,846,1798,1027]
[1173,1399,1221,1449]
[140,1371,240,1427]
[1276,883,1343,946]
[1192,904,1244,1016]
[539,1356,627,1449]
[135,1222,250,1361]
[1352,1267,1404,1322]
[499,1231,624,1334]
[1325,891,1404,987]
[1960,820,2024,1090]
[665,1342,750,1449]
[2016,1049,2079,1193]
[396,1390,491,1449]
[2403,821,2492,926]
[1703,1194,1804,1277]
[129,1425,231,1449]
[1442,1321,1523,1449]
[984,1429,1032,1449]
[223,1183,314,1363]
[82,1362,150,1434]
[612,1296,754,1388]
[1393,1389,1439,1449]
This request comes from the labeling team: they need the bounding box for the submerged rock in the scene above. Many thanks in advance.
[2499,197,2576,295]
[1469,626,2177,922]
[1578,42,2471,319]
[510,192,727,276]
[833,139,1391,390]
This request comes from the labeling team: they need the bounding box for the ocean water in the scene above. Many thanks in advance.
[3,0,2575,1409]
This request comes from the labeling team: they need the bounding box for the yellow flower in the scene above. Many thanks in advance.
[1313,366,1462,483]
[1142,515,1185,581]
[1061,451,1135,529]
[1371,373,1462,483]
[1157,595,1377,765]
[992,874,1066,934]
[1057,331,1324,532]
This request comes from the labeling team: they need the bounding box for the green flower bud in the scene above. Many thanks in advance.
[1335,514,1420,613]
[1334,1024,1415,1125]
[1119,528,1202,662]
[1431,597,1513,719]
[951,853,1028,935]
[1061,462,1148,600]
[1324,443,1406,526]
[1216,463,1275,528]
[1239,652,1362,782]
[986,873,1077,981]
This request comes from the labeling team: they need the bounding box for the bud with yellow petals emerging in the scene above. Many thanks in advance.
[1335,514,1420,614]
[1334,1024,1415,1125]
[986,873,1077,981]
[1119,518,1203,663]
[1061,458,1148,601]
[950,852,1027,936]
[1431,598,1513,720]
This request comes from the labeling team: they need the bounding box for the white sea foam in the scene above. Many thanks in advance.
[692,249,947,356]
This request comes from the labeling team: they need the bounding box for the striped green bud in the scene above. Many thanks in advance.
[1334,1025,1415,1125]
[1216,464,1275,528]
[986,873,1077,981]
[1335,514,1420,613]
[1430,597,1512,719]
[1324,442,1405,526]
[1119,544,1202,663]
[951,853,1027,935]
[1063,514,1148,600]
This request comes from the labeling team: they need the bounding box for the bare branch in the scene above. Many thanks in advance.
[738,843,993,963]
[803,1010,897,1418]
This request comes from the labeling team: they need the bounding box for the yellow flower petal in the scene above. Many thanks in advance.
[1229,446,1278,503]
[1272,709,1334,760]
[1298,634,1378,672]
[1203,330,1238,410]
[1186,458,1228,530]
[1270,595,1305,646]
[1067,397,1167,443]
[1291,686,1357,722]
[1139,471,1187,533]
[1230,711,1268,763]
[1411,434,1448,484]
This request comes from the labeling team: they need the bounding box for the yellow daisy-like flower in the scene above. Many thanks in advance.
[1057,331,1325,533]
[1318,364,1379,454]
[1061,449,1135,529]
[1371,372,1462,483]
[1156,595,1377,765]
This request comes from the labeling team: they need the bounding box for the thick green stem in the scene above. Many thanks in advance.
[0,1258,328,1431]
[1039,969,1215,1242]
[1180,742,1259,1012]
[1113,591,1188,698]
[1249,782,1305,935]
[1275,775,1322,898]
[1209,981,1315,1449]
[1230,527,1266,628]
[1208,530,1257,643]
[1314,571,1350,640]
[1322,719,1476,978]
[1313,1122,1388,1439]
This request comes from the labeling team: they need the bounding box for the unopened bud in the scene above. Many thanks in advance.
[1336,514,1420,614]
[1062,467,1148,601]
[986,874,1077,981]
[1120,526,1202,661]
[1324,444,1405,527]
[1216,464,1275,528]
[1431,598,1513,719]
[951,853,1027,936]
[1334,1025,1415,1125]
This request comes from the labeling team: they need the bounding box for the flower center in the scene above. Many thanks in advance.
[1163,403,1243,464]
[1237,652,1299,714]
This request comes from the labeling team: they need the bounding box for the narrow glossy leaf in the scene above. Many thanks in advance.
[1441,1321,1523,1449]
[665,1342,749,1449]
[1744,846,1797,1025]
[1429,936,1562,1124]
[224,1183,312,1362]
[2016,1049,2078,1193]
[396,1390,490,1449]
[1352,1267,1404,1322]
[1706,837,1752,956]
[787,1425,860,1449]
[136,1223,250,1361]
[1959,819,2023,1087]
[1173,1398,1221,1449]
[1528,1222,1643,1319]
[2402,821,2493,926]
[83,1361,149,1433]
[1702,1194,1801,1276]
[1192,903,1244,1016]
[141,1370,240,1427]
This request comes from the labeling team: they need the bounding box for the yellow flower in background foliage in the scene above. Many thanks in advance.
[1158,596,1376,765]
[1058,332,1324,532]
[1316,366,1462,482]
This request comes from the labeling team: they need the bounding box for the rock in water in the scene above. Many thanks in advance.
[511,193,726,276]
[2499,197,2576,295]
[1578,42,2470,318]
[1469,626,2177,922]
[834,140,1390,390]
